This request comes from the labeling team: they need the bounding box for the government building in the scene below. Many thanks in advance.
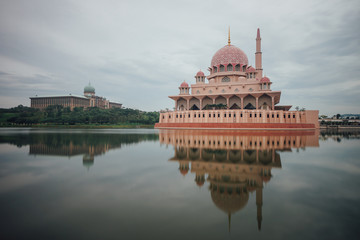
[30,83,122,110]
[155,29,319,130]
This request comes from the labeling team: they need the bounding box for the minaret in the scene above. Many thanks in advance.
[256,186,263,231]
[255,28,263,78]
[228,26,231,45]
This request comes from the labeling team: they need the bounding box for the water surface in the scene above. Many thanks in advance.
[0,128,359,240]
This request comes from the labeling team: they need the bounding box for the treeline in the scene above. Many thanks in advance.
[0,105,159,125]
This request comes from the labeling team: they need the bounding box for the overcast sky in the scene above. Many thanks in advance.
[0,0,359,115]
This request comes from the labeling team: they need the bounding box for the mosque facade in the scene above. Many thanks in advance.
[30,83,122,110]
[155,29,319,130]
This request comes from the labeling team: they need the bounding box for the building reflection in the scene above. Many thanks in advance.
[0,132,158,170]
[159,130,320,231]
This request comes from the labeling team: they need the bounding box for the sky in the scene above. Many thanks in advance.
[0,0,359,116]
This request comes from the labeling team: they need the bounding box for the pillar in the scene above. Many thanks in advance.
[256,97,259,110]
[271,97,274,110]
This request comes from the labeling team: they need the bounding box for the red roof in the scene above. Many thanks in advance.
[196,70,205,76]
[180,81,189,88]
[211,45,248,67]
[261,76,270,83]
[180,168,188,176]
[246,66,256,72]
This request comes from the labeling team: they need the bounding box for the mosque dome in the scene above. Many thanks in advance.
[261,76,270,83]
[211,188,249,214]
[180,81,189,88]
[84,84,95,93]
[211,45,249,67]
[196,70,205,76]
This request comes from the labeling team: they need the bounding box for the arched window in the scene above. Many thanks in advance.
[227,64,233,71]
[222,76,230,82]
[214,66,217,73]
[220,65,225,72]
[242,65,246,72]
[235,64,240,71]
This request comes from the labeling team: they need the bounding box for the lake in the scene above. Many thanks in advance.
[0,128,359,240]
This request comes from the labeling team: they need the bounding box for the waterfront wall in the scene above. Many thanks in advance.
[156,110,319,129]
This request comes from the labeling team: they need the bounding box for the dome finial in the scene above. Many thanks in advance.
[228,26,231,45]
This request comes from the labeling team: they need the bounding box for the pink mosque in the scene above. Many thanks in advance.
[155,28,319,130]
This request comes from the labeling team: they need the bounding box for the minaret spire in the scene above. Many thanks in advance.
[228,26,231,45]
[255,28,263,77]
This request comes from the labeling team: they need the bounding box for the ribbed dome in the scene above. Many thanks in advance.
[211,45,248,67]
[261,76,270,83]
[84,84,95,93]
[180,81,189,88]
[196,70,205,76]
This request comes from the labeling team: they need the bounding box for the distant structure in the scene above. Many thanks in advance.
[30,83,122,110]
[155,28,319,129]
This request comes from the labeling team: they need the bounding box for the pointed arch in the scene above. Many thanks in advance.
[202,96,213,110]
[177,98,187,111]
[259,94,272,110]
[227,64,233,71]
[189,97,200,110]
[229,95,241,109]
[220,64,225,72]
[243,95,256,110]
[215,96,227,107]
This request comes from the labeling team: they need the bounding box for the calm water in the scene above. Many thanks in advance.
[0,128,359,240]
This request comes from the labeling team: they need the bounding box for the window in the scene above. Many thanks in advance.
[222,76,230,82]
[196,90,200,94]
[220,65,225,72]
[214,66,217,73]
[224,114,227,117]
[227,64,233,71]
[209,114,211,117]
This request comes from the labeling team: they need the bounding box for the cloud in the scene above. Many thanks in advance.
[0,0,359,114]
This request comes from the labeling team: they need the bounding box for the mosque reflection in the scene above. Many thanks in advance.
[0,132,158,169]
[159,130,320,231]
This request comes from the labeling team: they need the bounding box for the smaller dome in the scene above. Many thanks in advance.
[261,76,270,83]
[196,70,205,76]
[180,81,189,88]
[246,66,256,73]
[262,175,271,183]
[84,84,95,93]
[180,168,189,176]
[196,181,204,187]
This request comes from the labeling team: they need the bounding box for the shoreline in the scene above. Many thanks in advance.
[0,124,155,129]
